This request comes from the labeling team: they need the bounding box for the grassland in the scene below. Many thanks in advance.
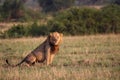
[0,34,120,80]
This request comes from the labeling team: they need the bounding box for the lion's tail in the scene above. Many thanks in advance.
[6,59,25,67]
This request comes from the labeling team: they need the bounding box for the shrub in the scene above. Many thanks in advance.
[2,22,50,38]
[100,4,120,33]
[1,4,120,38]
[48,7,99,35]
[48,5,120,35]
[29,22,50,36]
[3,25,26,38]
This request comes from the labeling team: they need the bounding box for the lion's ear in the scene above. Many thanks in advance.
[48,33,52,38]
[48,33,52,40]
[50,33,53,37]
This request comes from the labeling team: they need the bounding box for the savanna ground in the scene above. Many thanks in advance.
[0,34,120,80]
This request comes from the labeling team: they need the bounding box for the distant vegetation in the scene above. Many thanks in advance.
[1,22,49,38]
[49,4,120,35]
[0,0,43,22]
[0,4,120,38]
[0,0,120,21]
[0,0,120,38]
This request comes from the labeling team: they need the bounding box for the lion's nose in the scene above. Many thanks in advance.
[53,40,56,43]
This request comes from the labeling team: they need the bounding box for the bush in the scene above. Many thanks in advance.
[100,4,120,33]
[0,0,44,22]
[3,25,26,38]
[1,4,120,38]
[2,22,50,38]
[48,5,120,35]
[48,7,99,35]
[29,22,50,36]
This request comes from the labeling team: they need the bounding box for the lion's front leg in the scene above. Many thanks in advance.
[49,54,55,64]
[45,45,51,65]
[46,51,50,65]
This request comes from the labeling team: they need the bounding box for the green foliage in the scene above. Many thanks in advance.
[2,22,50,38]
[1,4,120,38]
[29,22,50,36]
[48,4,120,35]
[48,7,99,35]
[1,0,25,21]
[0,0,43,22]
[3,25,26,38]
[99,4,120,33]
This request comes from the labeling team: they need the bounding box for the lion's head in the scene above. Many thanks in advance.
[49,32,63,46]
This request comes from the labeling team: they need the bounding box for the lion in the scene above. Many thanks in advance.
[6,32,63,67]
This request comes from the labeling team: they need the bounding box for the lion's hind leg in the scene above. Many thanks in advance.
[25,54,36,66]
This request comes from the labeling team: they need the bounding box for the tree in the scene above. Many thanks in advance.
[1,0,25,21]
[37,0,75,12]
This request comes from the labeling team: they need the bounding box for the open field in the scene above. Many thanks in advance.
[0,34,120,80]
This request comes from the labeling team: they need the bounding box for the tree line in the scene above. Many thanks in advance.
[48,4,120,35]
[0,0,75,21]
[0,0,120,22]
[0,4,120,38]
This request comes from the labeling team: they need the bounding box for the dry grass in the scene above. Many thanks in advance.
[0,34,120,80]
[84,5,104,9]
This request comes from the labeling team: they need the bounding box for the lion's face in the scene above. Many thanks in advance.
[49,32,63,45]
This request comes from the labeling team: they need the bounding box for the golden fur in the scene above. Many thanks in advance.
[6,32,63,67]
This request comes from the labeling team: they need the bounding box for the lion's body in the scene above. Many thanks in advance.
[6,32,63,67]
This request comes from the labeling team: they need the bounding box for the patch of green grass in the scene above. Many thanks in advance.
[0,34,120,80]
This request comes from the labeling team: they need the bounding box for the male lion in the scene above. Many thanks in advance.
[6,32,63,67]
